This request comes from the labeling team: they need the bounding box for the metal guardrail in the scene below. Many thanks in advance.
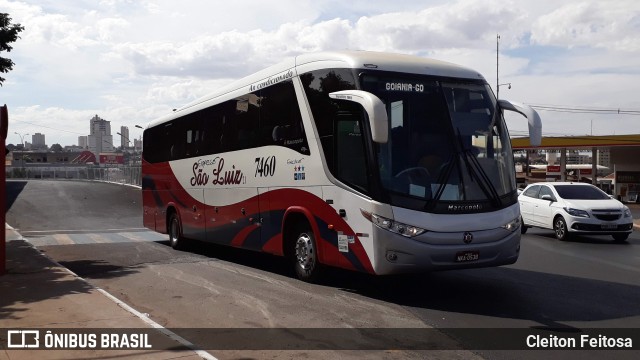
[5,165,142,187]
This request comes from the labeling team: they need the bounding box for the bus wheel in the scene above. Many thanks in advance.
[293,225,321,282]
[168,212,184,250]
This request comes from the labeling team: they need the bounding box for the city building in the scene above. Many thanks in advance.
[87,115,115,161]
[120,126,130,148]
[64,145,84,152]
[32,133,46,150]
[566,150,591,165]
[78,136,88,149]
[134,138,142,152]
[9,150,82,165]
[546,150,591,165]
[598,148,611,168]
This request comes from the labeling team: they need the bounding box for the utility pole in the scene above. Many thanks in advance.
[497,34,500,99]
[1,105,8,275]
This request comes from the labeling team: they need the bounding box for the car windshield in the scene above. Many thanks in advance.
[553,185,611,200]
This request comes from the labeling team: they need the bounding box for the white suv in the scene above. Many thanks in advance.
[518,182,633,242]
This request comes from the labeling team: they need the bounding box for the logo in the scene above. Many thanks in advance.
[463,232,473,244]
[448,204,483,212]
[293,165,306,181]
[7,330,40,348]
[5,329,153,349]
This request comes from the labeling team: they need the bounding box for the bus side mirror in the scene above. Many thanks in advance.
[329,90,388,143]
[498,99,542,147]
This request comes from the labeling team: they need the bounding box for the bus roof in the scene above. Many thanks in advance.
[146,51,485,129]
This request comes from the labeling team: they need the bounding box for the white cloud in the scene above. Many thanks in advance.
[95,17,129,41]
[111,2,523,79]
[2,0,640,147]
[531,1,640,51]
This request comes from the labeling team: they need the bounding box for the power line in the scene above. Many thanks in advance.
[11,119,86,135]
[528,104,640,115]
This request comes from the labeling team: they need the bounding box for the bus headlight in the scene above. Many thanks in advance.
[360,209,426,238]
[501,217,521,232]
[623,207,631,218]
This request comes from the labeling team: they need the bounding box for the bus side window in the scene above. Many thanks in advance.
[260,80,309,154]
[201,106,223,156]
[300,68,358,176]
[163,122,177,161]
[219,115,236,153]
[335,111,369,193]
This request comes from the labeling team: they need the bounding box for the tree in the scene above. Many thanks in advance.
[0,13,25,86]
[50,143,63,152]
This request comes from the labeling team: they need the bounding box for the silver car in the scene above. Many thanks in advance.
[518,182,633,242]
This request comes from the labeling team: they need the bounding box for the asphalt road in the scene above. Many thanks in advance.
[5,180,640,360]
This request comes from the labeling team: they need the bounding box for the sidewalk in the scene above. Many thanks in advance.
[0,225,206,360]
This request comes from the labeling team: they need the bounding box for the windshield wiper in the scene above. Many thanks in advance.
[465,148,502,205]
[455,129,501,205]
[429,153,455,204]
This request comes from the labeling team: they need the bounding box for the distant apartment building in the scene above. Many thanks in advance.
[566,150,591,165]
[78,136,88,149]
[134,138,142,151]
[598,148,611,169]
[87,115,115,161]
[32,133,46,149]
[547,150,591,165]
[120,126,130,148]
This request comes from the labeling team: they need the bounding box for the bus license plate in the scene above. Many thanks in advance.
[455,251,479,262]
[601,224,617,229]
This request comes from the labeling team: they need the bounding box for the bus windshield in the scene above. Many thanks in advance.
[361,73,516,213]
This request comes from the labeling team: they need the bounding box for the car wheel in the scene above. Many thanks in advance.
[168,212,184,250]
[520,217,528,234]
[612,233,629,243]
[292,224,321,282]
[553,216,571,241]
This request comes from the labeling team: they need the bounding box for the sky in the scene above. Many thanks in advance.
[1,0,639,147]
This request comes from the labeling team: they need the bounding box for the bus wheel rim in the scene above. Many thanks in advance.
[295,233,314,270]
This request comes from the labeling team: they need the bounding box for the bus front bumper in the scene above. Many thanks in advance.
[371,225,521,275]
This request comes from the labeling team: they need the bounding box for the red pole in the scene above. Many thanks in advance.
[1,104,8,276]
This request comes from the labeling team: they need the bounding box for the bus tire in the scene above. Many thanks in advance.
[168,212,184,250]
[292,224,321,282]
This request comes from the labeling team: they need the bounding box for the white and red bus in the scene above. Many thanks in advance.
[142,51,541,281]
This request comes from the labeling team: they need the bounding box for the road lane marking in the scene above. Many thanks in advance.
[20,228,149,235]
[22,230,166,246]
[95,288,218,360]
[52,233,74,245]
